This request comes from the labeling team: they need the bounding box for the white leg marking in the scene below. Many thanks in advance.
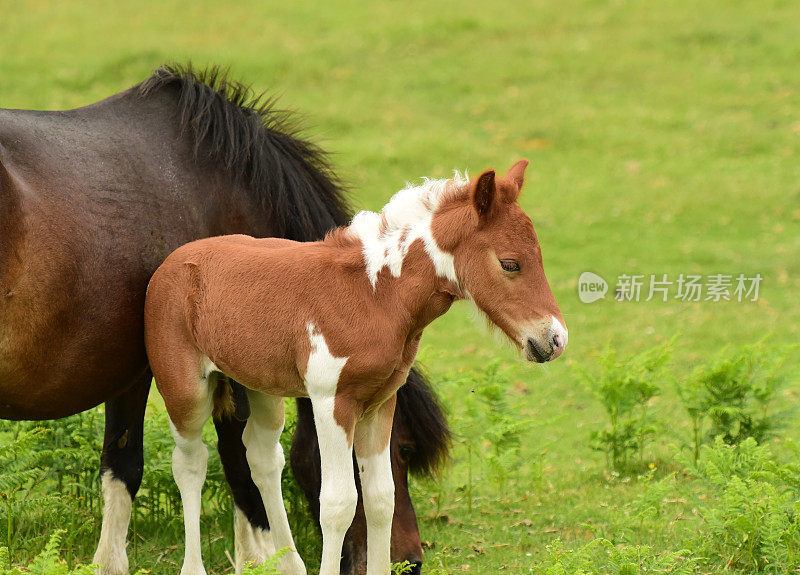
[242,393,306,575]
[93,472,132,575]
[312,397,358,575]
[357,445,394,575]
[200,356,219,379]
[233,505,275,575]
[355,401,396,575]
[303,323,356,575]
[171,421,209,575]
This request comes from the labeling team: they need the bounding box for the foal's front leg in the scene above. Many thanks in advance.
[242,392,306,575]
[354,396,397,575]
[310,395,358,575]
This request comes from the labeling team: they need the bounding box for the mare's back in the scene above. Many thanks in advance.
[0,90,184,196]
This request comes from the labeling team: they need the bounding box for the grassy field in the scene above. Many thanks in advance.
[1,0,800,573]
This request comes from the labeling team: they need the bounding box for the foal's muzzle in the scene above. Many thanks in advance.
[523,317,568,362]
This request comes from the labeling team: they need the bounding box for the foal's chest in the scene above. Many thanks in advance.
[301,322,419,410]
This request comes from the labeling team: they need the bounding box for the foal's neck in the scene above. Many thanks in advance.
[343,176,467,328]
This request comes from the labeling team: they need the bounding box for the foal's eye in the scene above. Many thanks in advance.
[500,259,520,272]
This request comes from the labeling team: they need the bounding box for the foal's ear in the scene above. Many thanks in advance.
[504,159,529,202]
[472,169,496,218]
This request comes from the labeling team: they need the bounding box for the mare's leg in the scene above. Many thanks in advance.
[354,396,396,575]
[93,371,152,575]
[213,416,274,574]
[242,392,305,574]
[310,394,358,575]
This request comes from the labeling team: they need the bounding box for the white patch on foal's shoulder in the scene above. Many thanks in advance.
[304,323,348,398]
[349,175,466,289]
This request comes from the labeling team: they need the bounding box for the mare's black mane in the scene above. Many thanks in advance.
[400,368,451,476]
[139,64,351,241]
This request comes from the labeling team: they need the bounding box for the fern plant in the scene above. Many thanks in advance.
[0,427,65,560]
[679,437,800,572]
[539,537,697,575]
[0,530,96,575]
[453,359,536,503]
[579,341,671,473]
[677,341,795,463]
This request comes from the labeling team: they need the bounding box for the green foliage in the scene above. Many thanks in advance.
[463,361,534,488]
[679,437,800,573]
[444,359,557,514]
[539,537,697,575]
[628,470,676,543]
[0,424,97,564]
[536,437,800,574]
[677,342,795,463]
[239,547,286,575]
[390,560,414,574]
[449,361,530,495]
[0,401,319,573]
[580,342,671,473]
[0,531,96,575]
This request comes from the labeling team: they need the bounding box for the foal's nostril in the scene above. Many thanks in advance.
[552,332,562,350]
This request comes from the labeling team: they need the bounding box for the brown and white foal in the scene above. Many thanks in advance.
[144,159,567,575]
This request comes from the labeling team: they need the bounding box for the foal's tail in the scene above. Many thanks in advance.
[212,376,251,422]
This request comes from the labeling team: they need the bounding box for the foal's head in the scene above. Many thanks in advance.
[432,160,567,362]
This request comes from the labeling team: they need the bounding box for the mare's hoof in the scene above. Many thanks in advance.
[281,550,307,575]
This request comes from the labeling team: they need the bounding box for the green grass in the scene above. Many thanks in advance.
[1,0,799,573]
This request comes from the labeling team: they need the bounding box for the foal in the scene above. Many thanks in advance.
[145,159,567,575]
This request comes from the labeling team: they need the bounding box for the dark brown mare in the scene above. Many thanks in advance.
[0,66,448,574]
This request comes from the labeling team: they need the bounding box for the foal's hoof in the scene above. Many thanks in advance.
[179,562,207,575]
[92,549,129,575]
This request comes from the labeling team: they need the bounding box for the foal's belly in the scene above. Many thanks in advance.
[217,360,309,399]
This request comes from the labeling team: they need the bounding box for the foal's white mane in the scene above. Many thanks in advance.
[348,172,469,289]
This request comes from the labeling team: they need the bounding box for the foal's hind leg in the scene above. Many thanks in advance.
[242,392,306,575]
[157,359,216,575]
[171,416,211,575]
[214,415,276,574]
[93,371,152,575]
